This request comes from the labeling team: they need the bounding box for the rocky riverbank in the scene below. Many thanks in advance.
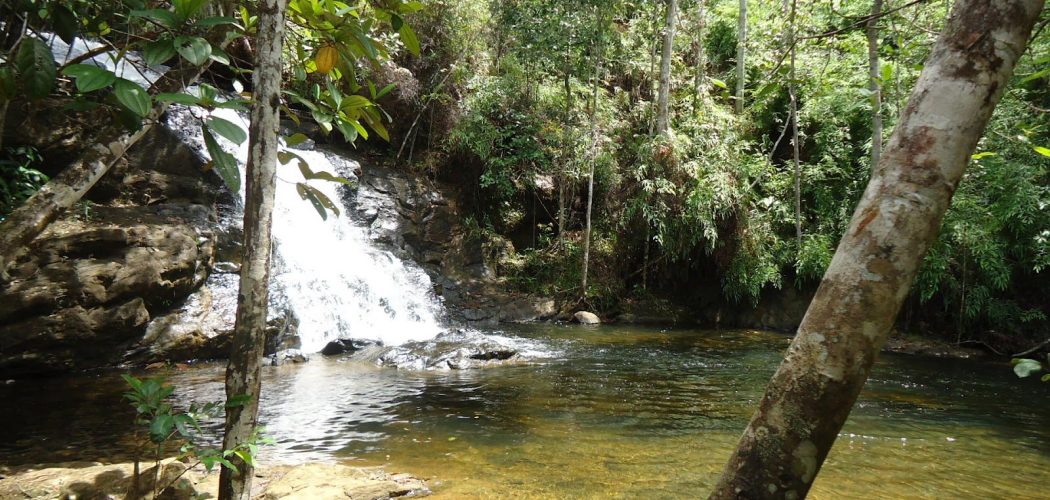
[0,460,427,499]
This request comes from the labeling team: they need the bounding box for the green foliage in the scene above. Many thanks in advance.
[15,38,57,98]
[0,147,47,220]
[705,20,738,72]
[915,93,1050,337]
[0,0,421,210]
[121,374,274,478]
[425,0,1049,339]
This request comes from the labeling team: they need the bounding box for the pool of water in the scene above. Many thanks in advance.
[2,325,1047,498]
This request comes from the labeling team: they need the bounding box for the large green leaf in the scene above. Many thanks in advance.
[61,64,116,93]
[16,38,56,99]
[207,116,248,145]
[130,9,179,29]
[113,79,152,117]
[173,0,207,21]
[296,182,339,220]
[143,38,177,66]
[52,5,80,44]
[176,36,212,66]
[399,23,420,56]
[298,160,353,185]
[0,66,16,100]
[203,125,240,193]
[285,133,310,147]
[156,92,201,105]
[194,16,237,28]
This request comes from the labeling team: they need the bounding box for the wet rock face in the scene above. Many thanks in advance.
[0,204,216,376]
[359,329,526,370]
[0,111,233,377]
[349,166,558,325]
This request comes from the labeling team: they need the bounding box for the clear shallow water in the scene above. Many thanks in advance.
[1,325,1047,498]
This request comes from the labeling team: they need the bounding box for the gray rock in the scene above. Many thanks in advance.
[271,349,309,366]
[573,311,601,325]
[0,204,215,376]
[500,297,557,323]
[320,338,377,356]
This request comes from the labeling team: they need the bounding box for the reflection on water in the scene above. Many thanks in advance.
[1,326,1047,498]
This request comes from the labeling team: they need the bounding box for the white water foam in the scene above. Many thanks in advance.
[174,105,446,352]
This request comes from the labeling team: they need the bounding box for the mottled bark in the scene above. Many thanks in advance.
[0,19,237,280]
[709,0,1043,498]
[656,0,677,137]
[735,0,747,114]
[217,1,287,499]
[867,0,885,169]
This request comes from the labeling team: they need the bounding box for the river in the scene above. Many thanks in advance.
[1,325,1047,498]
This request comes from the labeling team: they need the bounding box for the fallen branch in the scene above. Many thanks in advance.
[1012,338,1050,358]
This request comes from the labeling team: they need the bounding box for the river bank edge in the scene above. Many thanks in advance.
[0,459,429,499]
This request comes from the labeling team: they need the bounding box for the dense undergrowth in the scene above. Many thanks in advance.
[0,0,1047,350]
[394,0,1050,348]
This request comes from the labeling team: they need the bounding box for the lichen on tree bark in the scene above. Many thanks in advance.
[709,0,1045,498]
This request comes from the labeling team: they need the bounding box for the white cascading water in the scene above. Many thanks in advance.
[205,108,446,352]
[52,37,449,352]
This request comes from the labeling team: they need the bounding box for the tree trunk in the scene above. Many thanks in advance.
[735,0,747,114]
[656,0,677,137]
[788,0,801,242]
[559,65,572,244]
[708,0,1043,498]
[217,1,287,499]
[693,0,707,112]
[581,11,606,299]
[0,13,237,279]
[867,0,885,169]
[648,3,660,137]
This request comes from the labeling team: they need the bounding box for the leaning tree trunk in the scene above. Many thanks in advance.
[656,0,677,137]
[217,1,287,499]
[867,0,884,169]
[0,9,237,279]
[709,0,1044,498]
[734,0,746,113]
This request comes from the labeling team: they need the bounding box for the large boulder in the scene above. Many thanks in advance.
[0,204,216,376]
[573,311,601,325]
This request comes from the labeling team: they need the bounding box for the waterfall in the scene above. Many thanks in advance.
[51,36,463,355]
[201,108,447,352]
[150,91,447,352]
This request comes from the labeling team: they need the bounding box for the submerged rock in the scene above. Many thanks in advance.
[573,311,601,325]
[262,463,427,499]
